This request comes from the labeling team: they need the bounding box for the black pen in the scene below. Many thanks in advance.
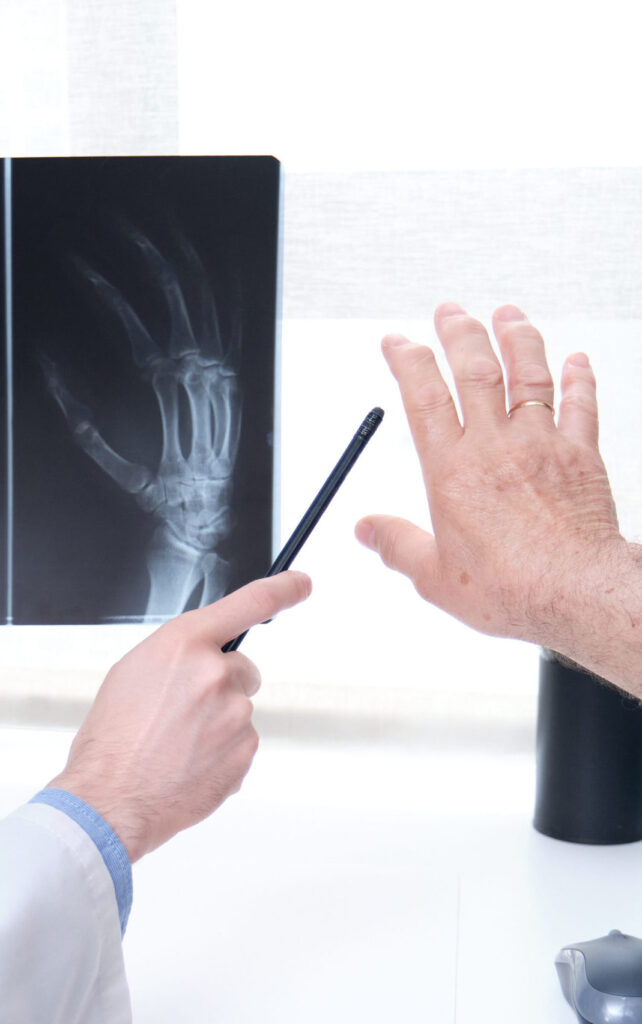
[222,406,384,652]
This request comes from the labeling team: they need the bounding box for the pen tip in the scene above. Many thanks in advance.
[359,407,385,439]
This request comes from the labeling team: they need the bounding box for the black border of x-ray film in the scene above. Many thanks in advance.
[1,156,279,624]
[0,163,8,625]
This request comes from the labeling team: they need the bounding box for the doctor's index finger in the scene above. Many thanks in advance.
[202,571,313,648]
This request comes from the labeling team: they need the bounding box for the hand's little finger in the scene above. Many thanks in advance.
[557,353,599,447]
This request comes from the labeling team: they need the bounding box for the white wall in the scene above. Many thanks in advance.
[177,0,642,171]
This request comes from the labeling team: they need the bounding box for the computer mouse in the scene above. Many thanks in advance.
[555,930,642,1023]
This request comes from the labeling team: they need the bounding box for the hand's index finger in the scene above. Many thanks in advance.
[201,572,312,649]
[382,334,462,468]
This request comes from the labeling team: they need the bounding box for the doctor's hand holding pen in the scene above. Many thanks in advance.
[42,402,385,863]
[356,302,642,698]
[46,571,312,862]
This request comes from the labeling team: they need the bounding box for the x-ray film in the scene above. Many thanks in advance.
[2,156,279,624]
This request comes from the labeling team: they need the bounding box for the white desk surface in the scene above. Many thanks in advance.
[1,723,640,1023]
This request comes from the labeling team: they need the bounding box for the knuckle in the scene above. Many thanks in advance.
[217,697,253,741]
[229,693,254,726]
[207,657,229,693]
[556,444,585,473]
[413,571,435,603]
[500,321,544,345]
[511,360,553,392]
[377,524,403,569]
[245,726,260,759]
[159,608,204,653]
[458,357,504,390]
[561,392,596,416]
[194,654,234,702]
[440,314,487,344]
[156,614,185,644]
[243,663,262,697]
[248,580,277,623]
[490,440,546,486]
[406,380,453,418]
[230,651,261,695]
[404,344,437,370]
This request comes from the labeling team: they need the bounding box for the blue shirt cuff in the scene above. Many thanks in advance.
[30,788,133,937]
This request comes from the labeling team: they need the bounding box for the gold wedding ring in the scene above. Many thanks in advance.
[507,399,555,418]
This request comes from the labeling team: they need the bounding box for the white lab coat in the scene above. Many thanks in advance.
[0,801,132,1023]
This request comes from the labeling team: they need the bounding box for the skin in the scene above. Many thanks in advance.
[48,571,312,862]
[355,302,642,697]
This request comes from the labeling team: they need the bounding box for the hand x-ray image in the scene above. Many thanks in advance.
[2,156,279,624]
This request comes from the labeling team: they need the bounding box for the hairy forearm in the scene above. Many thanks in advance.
[539,541,642,698]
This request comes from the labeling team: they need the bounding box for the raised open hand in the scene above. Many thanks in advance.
[356,303,632,674]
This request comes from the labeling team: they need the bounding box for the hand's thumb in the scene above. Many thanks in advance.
[355,515,437,589]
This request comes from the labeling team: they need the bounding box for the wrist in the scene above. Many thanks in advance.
[537,539,642,696]
[47,771,149,863]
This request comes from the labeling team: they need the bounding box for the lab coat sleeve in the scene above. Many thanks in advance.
[0,801,133,1023]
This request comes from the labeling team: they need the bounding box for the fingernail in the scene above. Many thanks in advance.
[568,352,590,367]
[495,304,526,322]
[355,521,375,550]
[290,571,312,597]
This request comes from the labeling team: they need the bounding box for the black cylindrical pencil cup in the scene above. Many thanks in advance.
[534,650,642,844]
